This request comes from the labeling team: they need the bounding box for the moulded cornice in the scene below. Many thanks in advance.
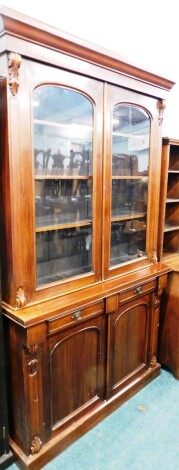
[0,5,175,91]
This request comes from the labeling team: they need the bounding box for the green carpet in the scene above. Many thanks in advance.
[9,368,179,469]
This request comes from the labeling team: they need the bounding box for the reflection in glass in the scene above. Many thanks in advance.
[110,218,146,266]
[112,104,149,176]
[110,104,150,267]
[112,179,148,218]
[35,179,92,227]
[33,86,93,177]
[36,226,92,285]
[33,85,94,285]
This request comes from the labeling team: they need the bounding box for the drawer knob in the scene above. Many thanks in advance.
[72,311,82,321]
[135,286,142,295]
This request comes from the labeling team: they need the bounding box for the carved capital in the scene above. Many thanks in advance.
[8,52,22,96]
[31,436,42,455]
[150,354,157,368]
[16,286,26,308]
[24,344,40,375]
[157,99,166,126]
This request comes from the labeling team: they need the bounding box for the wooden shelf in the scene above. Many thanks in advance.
[36,220,92,232]
[166,198,179,203]
[35,175,92,180]
[164,224,179,233]
[111,212,146,222]
[112,175,147,180]
[159,139,179,261]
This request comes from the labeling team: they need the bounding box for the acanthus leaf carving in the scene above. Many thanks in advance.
[8,52,22,96]
[16,286,26,308]
[152,250,158,265]
[153,296,160,310]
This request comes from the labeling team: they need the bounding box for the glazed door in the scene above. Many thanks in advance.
[16,60,103,302]
[103,84,161,279]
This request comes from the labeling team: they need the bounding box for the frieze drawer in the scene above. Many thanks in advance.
[47,300,104,335]
[118,279,156,305]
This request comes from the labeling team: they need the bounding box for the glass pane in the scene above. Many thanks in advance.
[33,85,94,286]
[112,104,149,176]
[110,218,146,265]
[112,179,148,218]
[33,86,93,177]
[35,179,92,227]
[110,104,150,267]
[36,226,92,285]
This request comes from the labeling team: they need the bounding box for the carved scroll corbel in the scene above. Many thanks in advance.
[150,354,157,368]
[8,52,22,96]
[24,344,40,375]
[149,295,161,368]
[23,342,43,455]
[31,435,42,455]
[157,99,166,126]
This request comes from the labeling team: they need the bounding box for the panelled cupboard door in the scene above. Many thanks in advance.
[106,293,153,398]
[103,84,162,279]
[7,59,103,304]
[44,313,106,434]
